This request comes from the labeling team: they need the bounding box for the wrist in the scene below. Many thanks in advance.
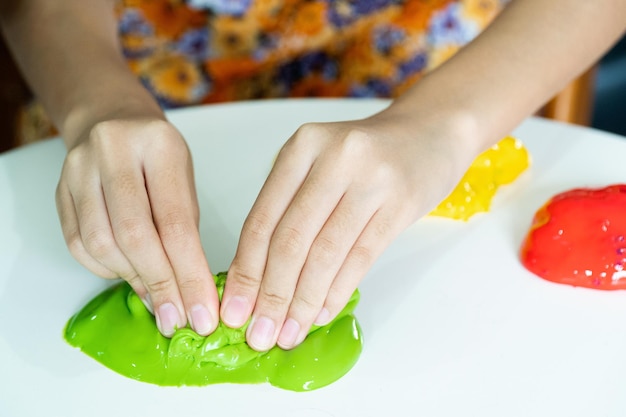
[61,72,164,150]
[379,88,484,172]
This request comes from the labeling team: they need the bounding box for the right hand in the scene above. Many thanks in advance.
[55,116,220,338]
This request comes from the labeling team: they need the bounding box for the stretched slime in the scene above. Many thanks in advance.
[64,272,363,391]
[520,184,626,289]
[430,136,530,220]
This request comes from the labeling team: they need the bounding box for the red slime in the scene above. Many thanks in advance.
[520,184,626,290]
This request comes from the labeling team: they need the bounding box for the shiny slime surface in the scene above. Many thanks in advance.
[430,136,530,220]
[64,272,363,391]
[521,184,626,289]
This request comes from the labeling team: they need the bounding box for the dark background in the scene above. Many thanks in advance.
[592,35,626,136]
[1,34,625,153]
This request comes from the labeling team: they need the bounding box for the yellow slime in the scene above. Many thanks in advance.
[430,136,530,220]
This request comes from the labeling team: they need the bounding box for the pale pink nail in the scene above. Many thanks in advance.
[221,295,249,327]
[189,304,213,336]
[278,318,301,348]
[314,307,331,326]
[247,316,275,351]
[156,303,181,337]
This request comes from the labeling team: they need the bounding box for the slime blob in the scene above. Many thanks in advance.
[64,272,363,391]
[430,136,530,220]
[520,184,626,289]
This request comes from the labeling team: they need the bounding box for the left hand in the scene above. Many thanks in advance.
[220,106,477,351]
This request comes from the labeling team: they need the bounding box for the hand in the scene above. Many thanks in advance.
[56,116,220,337]
[220,106,478,351]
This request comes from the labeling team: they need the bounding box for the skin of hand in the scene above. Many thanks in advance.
[221,106,479,351]
[222,0,626,351]
[55,114,220,338]
[3,0,626,350]
[0,0,220,337]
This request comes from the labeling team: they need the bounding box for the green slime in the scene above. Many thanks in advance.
[64,272,363,391]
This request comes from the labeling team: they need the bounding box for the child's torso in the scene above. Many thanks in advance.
[117,0,508,107]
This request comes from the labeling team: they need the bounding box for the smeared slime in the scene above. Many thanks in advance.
[64,272,362,391]
[430,136,530,220]
[521,184,626,289]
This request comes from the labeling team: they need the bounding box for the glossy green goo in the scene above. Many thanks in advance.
[64,272,363,391]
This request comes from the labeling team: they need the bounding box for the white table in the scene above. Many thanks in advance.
[2,98,626,417]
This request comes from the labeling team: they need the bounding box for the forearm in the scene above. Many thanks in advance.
[0,0,162,148]
[390,0,626,155]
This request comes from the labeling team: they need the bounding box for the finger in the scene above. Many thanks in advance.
[102,165,186,337]
[55,181,118,279]
[276,189,379,349]
[245,160,351,351]
[73,188,151,304]
[145,148,219,336]
[221,135,318,329]
[319,208,408,325]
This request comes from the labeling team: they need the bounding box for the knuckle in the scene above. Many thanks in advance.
[339,129,374,158]
[291,292,321,314]
[371,161,397,185]
[374,217,393,238]
[149,124,188,155]
[150,119,180,137]
[343,128,369,147]
[294,122,324,139]
[89,120,127,151]
[65,232,84,258]
[227,267,262,292]
[242,211,274,242]
[310,236,340,267]
[100,272,120,280]
[259,289,291,310]
[281,123,325,154]
[338,130,400,184]
[176,275,207,293]
[122,272,143,290]
[349,244,374,269]
[110,172,139,197]
[63,147,84,170]
[90,119,117,139]
[272,225,304,257]
[114,218,149,250]
[144,276,173,297]
[158,211,193,241]
[83,228,117,260]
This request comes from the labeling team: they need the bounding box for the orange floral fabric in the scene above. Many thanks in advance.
[117,0,509,108]
[19,0,508,144]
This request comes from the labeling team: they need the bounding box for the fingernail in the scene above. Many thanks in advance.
[189,304,213,336]
[221,295,249,327]
[141,294,154,314]
[278,318,301,349]
[247,316,275,351]
[314,307,331,326]
[156,303,182,337]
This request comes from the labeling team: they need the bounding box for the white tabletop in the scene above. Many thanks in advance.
[2,98,626,417]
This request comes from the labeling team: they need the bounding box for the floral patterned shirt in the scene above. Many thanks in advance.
[117,0,509,108]
[18,0,509,143]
